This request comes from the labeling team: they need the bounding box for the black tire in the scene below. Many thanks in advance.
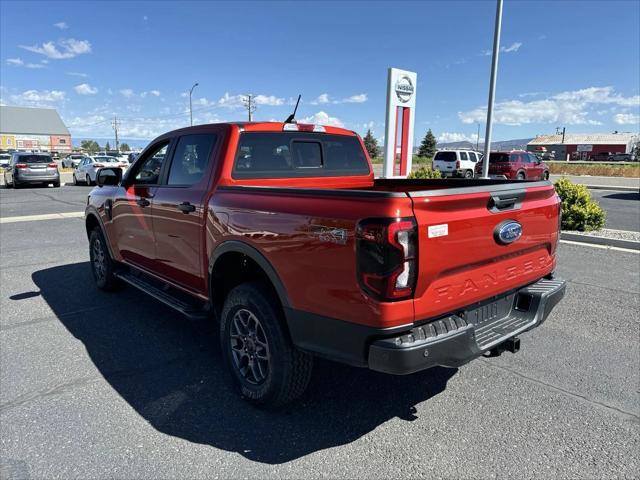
[516,171,526,180]
[53,181,60,188]
[543,171,549,180]
[86,174,93,186]
[73,173,78,186]
[89,228,121,291]
[464,169,473,179]
[220,282,313,407]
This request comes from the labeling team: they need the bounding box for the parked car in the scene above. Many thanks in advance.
[432,149,482,178]
[62,154,87,169]
[0,153,11,169]
[74,155,129,186]
[127,152,139,163]
[609,153,635,162]
[475,151,549,180]
[85,121,565,407]
[589,152,614,162]
[3,152,60,188]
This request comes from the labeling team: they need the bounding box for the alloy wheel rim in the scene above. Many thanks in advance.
[92,237,106,281]
[229,308,270,385]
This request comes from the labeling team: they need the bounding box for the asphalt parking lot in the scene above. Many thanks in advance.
[1,186,639,479]
[589,189,640,232]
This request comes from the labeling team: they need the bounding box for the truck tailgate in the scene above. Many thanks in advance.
[409,182,560,320]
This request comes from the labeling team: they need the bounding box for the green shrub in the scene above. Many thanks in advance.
[408,166,442,179]
[554,177,606,231]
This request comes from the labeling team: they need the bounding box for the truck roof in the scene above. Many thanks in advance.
[158,122,357,138]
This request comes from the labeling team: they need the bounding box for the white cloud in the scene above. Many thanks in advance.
[120,89,135,98]
[6,57,45,69]
[613,113,640,125]
[300,111,344,128]
[254,94,284,106]
[437,132,480,144]
[150,90,161,97]
[66,71,88,78]
[310,93,368,105]
[343,93,367,103]
[53,22,68,30]
[20,38,91,60]
[459,86,638,126]
[216,92,284,109]
[74,83,98,95]
[483,42,523,56]
[8,89,66,107]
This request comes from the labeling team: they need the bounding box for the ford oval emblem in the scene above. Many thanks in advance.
[495,220,523,245]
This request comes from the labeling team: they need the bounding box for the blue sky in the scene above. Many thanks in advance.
[1,0,639,147]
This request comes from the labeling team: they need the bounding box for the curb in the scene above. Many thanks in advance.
[585,184,639,192]
[560,232,640,251]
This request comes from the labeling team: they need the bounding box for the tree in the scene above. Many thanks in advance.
[363,129,379,159]
[80,140,100,153]
[105,141,111,151]
[120,143,131,152]
[418,129,437,158]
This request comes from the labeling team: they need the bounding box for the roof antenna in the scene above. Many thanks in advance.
[284,94,301,123]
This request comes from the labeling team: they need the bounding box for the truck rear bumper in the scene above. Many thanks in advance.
[368,277,565,374]
[286,276,565,374]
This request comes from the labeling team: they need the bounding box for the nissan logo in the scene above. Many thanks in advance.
[495,221,523,245]
[395,75,414,103]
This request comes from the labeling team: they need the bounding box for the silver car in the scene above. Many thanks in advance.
[62,154,87,169]
[73,155,128,186]
[3,153,60,188]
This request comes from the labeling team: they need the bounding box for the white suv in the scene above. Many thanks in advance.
[432,149,482,178]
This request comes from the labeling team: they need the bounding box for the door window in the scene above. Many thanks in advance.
[469,152,477,162]
[460,152,469,161]
[167,134,216,185]
[132,143,169,185]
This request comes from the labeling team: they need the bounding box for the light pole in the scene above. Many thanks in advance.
[481,0,503,179]
[189,82,199,126]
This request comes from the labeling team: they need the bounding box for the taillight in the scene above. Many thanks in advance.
[93,163,104,168]
[48,163,58,168]
[456,160,461,169]
[356,217,418,301]
[15,163,27,169]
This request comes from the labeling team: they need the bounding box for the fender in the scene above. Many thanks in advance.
[209,240,290,309]
[84,206,117,260]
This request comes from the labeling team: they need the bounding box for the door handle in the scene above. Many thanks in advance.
[177,202,196,214]
[136,198,150,207]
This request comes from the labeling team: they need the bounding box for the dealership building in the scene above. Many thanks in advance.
[0,106,72,154]
[527,132,638,160]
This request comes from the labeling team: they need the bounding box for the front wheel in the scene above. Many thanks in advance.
[89,228,121,290]
[516,172,526,180]
[220,282,313,407]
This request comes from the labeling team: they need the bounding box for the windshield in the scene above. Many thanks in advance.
[17,155,52,164]
[93,157,119,163]
[233,132,370,179]
[434,151,457,162]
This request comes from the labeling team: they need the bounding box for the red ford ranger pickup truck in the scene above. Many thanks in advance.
[85,122,566,406]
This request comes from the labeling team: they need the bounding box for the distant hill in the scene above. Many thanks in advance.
[434,138,534,151]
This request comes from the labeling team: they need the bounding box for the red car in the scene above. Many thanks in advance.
[476,151,550,180]
[85,122,565,406]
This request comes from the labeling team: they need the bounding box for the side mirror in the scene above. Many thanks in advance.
[96,167,122,187]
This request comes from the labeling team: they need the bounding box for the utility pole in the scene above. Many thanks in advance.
[111,116,120,152]
[481,0,503,179]
[243,94,256,121]
[189,82,199,126]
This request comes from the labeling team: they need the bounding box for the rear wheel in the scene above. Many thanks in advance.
[86,174,93,186]
[516,171,526,180]
[220,282,313,407]
[464,169,474,178]
[53,181,60,188]
[89,228,121,291]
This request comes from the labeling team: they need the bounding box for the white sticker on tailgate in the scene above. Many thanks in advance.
[428,224,448,238]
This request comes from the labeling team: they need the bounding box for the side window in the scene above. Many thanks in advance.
[460,151,469,161]
[529,153,539,163]
[167,134,216,186]
[132,142,169,185]
[469,152,477,162]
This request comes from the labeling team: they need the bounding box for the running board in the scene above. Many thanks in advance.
[115,270,210,321]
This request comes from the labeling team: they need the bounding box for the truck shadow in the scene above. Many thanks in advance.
[32,262,457,464]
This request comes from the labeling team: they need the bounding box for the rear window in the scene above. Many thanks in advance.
[487,153,510,162]
[232,132,370,179]
[93,156,119,163]
[16,155,52,164]
[434,151,457,162]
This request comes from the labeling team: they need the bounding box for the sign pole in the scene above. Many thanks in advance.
[383,68,417,178]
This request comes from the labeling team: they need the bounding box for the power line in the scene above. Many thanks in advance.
[242,94,256,121]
